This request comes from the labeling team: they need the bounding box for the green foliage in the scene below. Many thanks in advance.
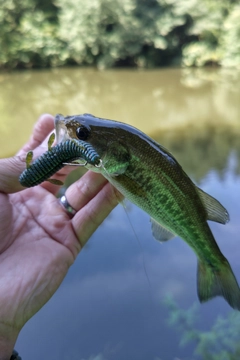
[220,4,240,68]
[165,296,240,360]
[180,0,240,68]
[56,0,187,68]
[0,0,240,69]
[0,0,60,68]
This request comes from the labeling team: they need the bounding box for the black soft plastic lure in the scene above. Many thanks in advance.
[19,135,101,187]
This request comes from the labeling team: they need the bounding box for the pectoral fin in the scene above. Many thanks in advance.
[103,158,129,176]
[151,218,175,242]
[108,162,129,176]
[103,142,130,176]
[196,187,229,224]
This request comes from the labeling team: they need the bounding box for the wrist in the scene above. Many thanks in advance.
[0,342,14,360]
[0,327,19,360]
[0,341,15,360]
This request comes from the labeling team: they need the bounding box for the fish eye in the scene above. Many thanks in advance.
[76,126,89,140]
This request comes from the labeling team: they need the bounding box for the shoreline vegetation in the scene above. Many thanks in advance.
[1,0,240,70]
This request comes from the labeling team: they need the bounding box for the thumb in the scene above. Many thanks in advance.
[0,114,55,194]
[0,156,29,193]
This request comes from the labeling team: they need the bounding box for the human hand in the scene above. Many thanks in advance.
[0,114,122,359]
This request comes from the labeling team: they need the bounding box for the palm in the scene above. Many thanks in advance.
[0,185,75,329]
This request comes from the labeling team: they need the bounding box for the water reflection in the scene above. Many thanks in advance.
[165,296,240,359]
[0,68,239,157]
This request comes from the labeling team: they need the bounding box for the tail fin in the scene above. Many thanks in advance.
[197,259,240,310]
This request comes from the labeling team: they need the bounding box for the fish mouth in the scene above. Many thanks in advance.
[54,114,71,144]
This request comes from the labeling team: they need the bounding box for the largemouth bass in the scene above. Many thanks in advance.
[55,113,240,310]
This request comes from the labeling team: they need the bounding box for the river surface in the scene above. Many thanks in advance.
[0,68,240,359]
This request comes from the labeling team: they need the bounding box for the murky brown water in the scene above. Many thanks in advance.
[0,67,239,157]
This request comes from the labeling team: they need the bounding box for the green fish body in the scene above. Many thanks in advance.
[55,113,240,310]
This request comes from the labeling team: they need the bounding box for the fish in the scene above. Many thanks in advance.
[19,133,101,187]
[54,113,240,310]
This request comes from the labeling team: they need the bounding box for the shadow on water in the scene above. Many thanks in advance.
[0,67,239,359]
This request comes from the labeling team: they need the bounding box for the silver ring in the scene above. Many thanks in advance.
[59,195,77,218]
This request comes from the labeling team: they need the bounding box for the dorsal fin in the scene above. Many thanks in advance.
[196,187,229,224]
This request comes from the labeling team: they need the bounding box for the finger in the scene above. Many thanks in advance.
[59,170,123,247]
[17,114,54,156]
[0,156,28,193]
[72,181,123,247]
[64,171,109,211]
